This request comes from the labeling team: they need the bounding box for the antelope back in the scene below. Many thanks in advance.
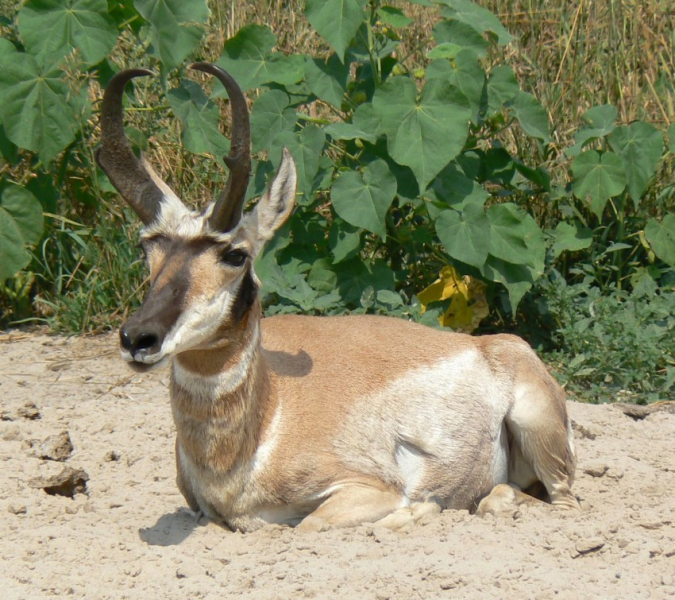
[96,64,296,371]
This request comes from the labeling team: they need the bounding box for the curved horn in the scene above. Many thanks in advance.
[95,68,165,226]
[190,62,251,233]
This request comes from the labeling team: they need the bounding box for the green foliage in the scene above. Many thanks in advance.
[18,0,118,67]
[0,0,674,405]
[541,271,675,404]
[0,186,44,281]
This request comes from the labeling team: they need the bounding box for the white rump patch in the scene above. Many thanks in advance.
[395,441,426,498]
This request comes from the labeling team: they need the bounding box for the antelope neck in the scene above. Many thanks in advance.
[170,309,270,472]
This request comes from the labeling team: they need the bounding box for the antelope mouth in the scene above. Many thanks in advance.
[120,348,169,373]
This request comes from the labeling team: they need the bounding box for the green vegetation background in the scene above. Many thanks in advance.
[0,0,673,403]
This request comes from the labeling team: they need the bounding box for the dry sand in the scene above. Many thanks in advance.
[1,331,674,599]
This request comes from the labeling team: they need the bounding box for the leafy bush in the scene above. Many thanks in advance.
[0,0,674,403]
[540,270,675,404]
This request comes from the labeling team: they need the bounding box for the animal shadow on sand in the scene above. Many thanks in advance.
[139,508,201,546]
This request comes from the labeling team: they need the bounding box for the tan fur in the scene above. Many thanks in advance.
[108,94,579,532]
[166,306,579,532]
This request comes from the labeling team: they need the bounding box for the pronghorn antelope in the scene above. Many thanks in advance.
[97,62,580,533]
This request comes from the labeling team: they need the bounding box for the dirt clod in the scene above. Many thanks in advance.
[28,466,89,498]
[36,431,73,462]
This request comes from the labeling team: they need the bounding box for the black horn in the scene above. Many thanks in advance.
[96,68,165,226]
[189,62,252,233]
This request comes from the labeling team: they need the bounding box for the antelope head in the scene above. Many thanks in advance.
[96,63,296,372]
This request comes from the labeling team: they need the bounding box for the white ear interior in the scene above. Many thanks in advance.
[255,148,297,241]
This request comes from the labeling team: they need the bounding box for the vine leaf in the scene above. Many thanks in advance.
[486,203,545,272]
[552,221,593,259]
[644,215,675,267]
[432,18,489,58]
[373,76,471,190]
[304,54,350,109]
[167,80,230,157]
[328,219,361,263]
[331,159,396,238]
[426,52,486,123]
[250,90,296,153]
[509,91,551,143]
[18,0,118,67]
[217,24,305,92]
[435,203,490,268]
[486,65,519,115]
[481,257,535,312]
[437,0,513,45]
[608,122,663,206]
[0,186,44,281]
[271,126,326,205]
[135,0,209,71]
[305,0,367,62]
[571,150,626,218]
[571,104,617,153]
[0,40,80,164]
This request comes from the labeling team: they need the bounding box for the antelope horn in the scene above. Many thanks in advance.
[96,69,166,226]
[189,62,251,233]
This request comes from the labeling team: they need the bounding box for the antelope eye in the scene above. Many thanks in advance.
[221,249,247,267]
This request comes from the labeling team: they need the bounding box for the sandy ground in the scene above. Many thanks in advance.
[1,330,674,599]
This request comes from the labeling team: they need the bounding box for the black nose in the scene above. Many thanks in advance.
[119,326,160,357]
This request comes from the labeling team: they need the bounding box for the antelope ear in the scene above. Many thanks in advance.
[253,148,296,241]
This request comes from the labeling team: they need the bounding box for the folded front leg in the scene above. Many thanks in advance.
[296,482,405,533]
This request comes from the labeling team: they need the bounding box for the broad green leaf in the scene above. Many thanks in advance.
[271,125,326,204]
[18,0,117,67]
[432,18,489,58]
[427,43,463,60]
[331,159,396,238]
[551,221,593,259]
[426,52,485,123]
[483,147,515,185]
[334,258,395,304]
[574,104,617,147]
[377,6,412,28]
[487,65,519,115]
[513,160,551,191]
[438,0,513,45]
[509,91,551,143]
[0,186,44,281]
[435,203,490,268]
[305,0,367,62]
[250,89,296,153]
[486,203,544,272]
[167,80,230,157]
[429,162,488,213]
[135,0,209,71]
[304,54,350,109]
[669,123,675,153]
[608,122,663,206]
[481,257,534,311]
[0,123,19,164]
[329,219,361,263]
[308,258,339,293]
[0,43,79,163]
[644,214,675,267]
[217,25,305,92]
[373,76,471,190]
[351,103,382,137]
[324,122,378,144]
[376,289,404,307]
[571,150,626,218]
